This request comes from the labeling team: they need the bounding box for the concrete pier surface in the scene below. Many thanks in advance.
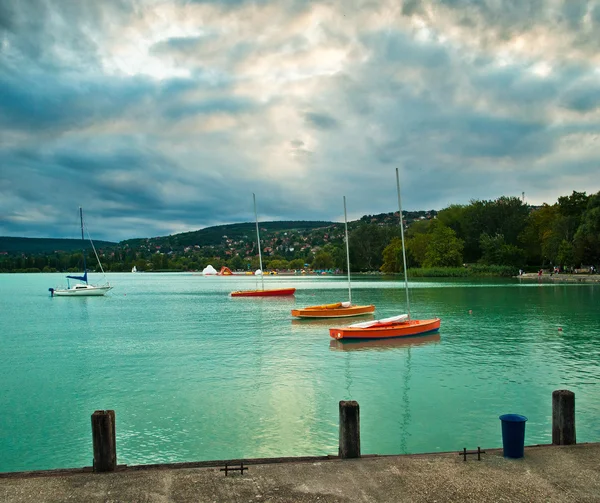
[2,444,600,502]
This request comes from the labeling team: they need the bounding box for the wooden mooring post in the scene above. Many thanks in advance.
[552,390,576,445]
[91,410,117,472]
[339,400,360,459]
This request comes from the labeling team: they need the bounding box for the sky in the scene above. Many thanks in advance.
[1,0,600,242]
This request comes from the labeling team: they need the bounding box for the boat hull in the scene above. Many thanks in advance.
[329,318,441,340]
[292,304,375,318]
[231,288,296,297]
[50,286,112,297]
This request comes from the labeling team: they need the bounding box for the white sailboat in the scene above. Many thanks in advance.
[49,208,112,297]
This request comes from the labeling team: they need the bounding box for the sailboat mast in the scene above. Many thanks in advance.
[395,168,411,320]
[343,196,352,305]
[253,193,265,290]
[79,207,87,280]
[79,207,84,241]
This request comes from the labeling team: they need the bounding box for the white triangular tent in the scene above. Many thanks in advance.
[202,265,218,275]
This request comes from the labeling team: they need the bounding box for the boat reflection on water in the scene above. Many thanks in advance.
[329,333,441,352]
[291,315,375,327]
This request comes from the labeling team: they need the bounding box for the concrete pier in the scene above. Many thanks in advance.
[2,443,599,502]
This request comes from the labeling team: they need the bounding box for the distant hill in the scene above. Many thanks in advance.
[1,214,440,256]
[2,214,438,256]
[120,221,336,249]
[0,237,117,255]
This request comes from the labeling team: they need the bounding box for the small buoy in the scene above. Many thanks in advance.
[558,327,563,331]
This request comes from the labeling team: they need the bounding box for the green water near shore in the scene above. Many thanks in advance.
[0,273,599,472]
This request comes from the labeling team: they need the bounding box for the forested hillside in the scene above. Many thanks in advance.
[120,221,336,250]
[0,237,117,254]
[1,191,598,274]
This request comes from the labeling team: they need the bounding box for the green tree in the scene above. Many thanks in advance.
[557,240,575,268]
[228,254,244,271]
[151,253,163,270]
[436,204,466,237]
[519,204,560,265]
[381,237,404,273]
[423,223,464,267]
[406,233,429,267]
[479,233,504,265]
[462,197,529,262]
[573,192,600,265]
[323,244,345,270]
[349,224,399,271]
[267,259,289,270]
[312,251,334,270]
[289,258,305,270]
[480,233,525,267]
[558,190,588,221]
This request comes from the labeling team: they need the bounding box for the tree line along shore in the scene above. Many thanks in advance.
[1,190,598,276]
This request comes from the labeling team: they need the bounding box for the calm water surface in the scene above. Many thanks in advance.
[0,273,599,472]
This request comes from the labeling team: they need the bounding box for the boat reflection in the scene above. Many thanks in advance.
[291,315,375,327]
[329,333,441,352]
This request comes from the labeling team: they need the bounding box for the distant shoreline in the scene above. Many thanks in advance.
[517,273,600,283]
[2,270,600,283]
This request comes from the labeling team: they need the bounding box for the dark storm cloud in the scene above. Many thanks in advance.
[561,84,600,113]
[0,0,136,71]
[0,1,15,31]
[305,112,339,130]
[0,70,155,131]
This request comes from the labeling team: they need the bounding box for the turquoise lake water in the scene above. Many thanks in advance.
[0,272,599,472]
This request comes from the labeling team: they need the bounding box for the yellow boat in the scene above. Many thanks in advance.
[291,196,375,320]
[292,301,375,318]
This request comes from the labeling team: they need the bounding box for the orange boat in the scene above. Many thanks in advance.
[329,315,440,340]
[231,288,296,297]
[292,196,375,319]
[292,301,375,318]
[329,169,441,340]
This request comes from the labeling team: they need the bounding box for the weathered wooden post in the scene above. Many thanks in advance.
[91,410,117,472]
[339,400,360,458]
[552,390,576,445]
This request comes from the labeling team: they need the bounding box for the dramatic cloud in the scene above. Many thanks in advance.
[1,0,599,240]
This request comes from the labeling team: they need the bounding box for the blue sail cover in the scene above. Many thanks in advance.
[66,271,88,283]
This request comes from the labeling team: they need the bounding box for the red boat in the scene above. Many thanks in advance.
[231,288,296,297]
[231,194,297,299]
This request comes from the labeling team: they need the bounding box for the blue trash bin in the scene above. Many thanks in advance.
[499,414,528,458]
